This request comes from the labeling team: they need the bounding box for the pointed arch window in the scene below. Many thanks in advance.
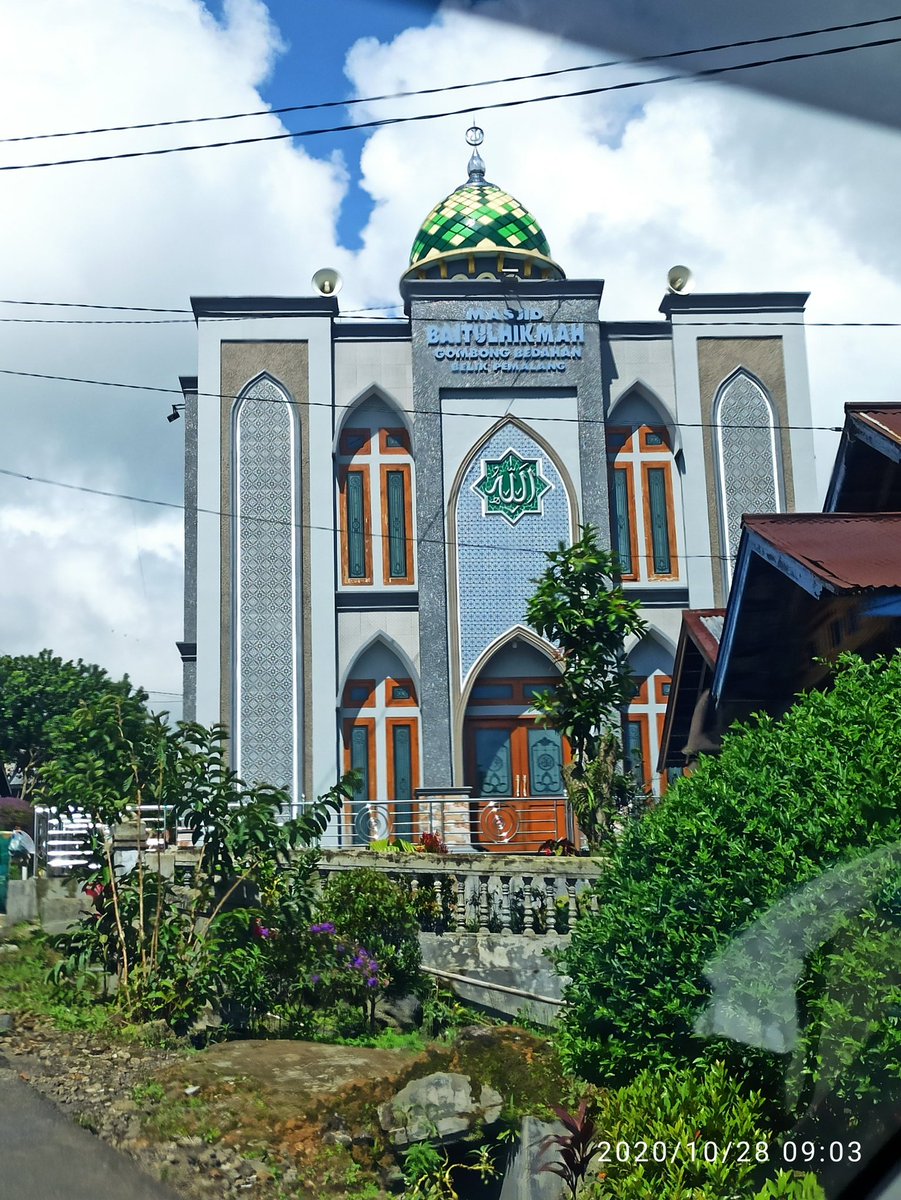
[608,422,680,583]
[338,403,415,587]
[340,666,421,846]
[714,371,782,572]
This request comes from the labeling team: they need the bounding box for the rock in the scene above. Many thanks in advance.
[378,1071,503,1147]
[375,993,423,1030]
[0,1014,13,1033]
[0,943,20,957]
[322,1130,353,1147]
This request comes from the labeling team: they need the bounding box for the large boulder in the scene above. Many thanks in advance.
[378,1071,503,1146]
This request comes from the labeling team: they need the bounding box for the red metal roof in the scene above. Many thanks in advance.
[682,608,726,666]
[846,404,901,447]
[743,513,901,591]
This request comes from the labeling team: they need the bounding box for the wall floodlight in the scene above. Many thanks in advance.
[167,404,184,423]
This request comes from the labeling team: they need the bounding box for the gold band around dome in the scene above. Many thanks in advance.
[400,245,565,288]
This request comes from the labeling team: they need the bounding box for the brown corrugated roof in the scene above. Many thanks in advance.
[682,608,726,666]
[846,404,901,448]
[743,513,901,591]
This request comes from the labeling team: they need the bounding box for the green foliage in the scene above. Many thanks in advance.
[402,1142,500,1200]
[574,1061,824,1199]
[45,700,351,1029]
[556,653,901,1132]
[317,867,423,1003]
[0,649,148,802]
[526,525,647,764]
[0,933,112,1031]
[563,732,649,850]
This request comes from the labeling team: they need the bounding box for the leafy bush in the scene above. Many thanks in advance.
[556,654,901,1126]
[316,868,423,1012]
[572,1061,824,1199]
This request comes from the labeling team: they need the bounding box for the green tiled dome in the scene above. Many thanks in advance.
[409,182,552,268]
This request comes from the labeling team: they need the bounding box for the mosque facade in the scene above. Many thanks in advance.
[178,129,818,850]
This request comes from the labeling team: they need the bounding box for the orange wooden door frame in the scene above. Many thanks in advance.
[465,717,569,852]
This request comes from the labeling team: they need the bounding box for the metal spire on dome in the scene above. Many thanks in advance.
[464,122,486,184]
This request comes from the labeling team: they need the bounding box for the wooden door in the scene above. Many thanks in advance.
[466,719,569,852]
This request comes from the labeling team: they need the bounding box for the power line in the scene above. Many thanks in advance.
[0,364,846,431]
[0,462,788,564]
[0,314,899,328]
[4,14,898,146]
[0,298,403,314]
[4,34,901,173]
[0,298,192,313]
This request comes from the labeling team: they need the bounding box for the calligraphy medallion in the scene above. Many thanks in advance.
[472,448,551,524]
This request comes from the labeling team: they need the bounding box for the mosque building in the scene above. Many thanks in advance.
[178,126,818,850]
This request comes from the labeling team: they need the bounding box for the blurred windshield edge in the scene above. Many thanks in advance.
[695,844,901,1110]
[405,0,901,133]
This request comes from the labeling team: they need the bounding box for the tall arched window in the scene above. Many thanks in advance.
[337,396,415,588]
[623,633,674,797]
[607,394,681,584]
[714,370,782,572]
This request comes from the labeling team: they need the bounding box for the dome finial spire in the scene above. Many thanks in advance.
[465,121,486,184]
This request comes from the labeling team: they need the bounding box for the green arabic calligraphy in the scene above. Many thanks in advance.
[473,450,551,524]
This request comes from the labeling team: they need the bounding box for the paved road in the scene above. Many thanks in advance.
[0,1054,183,1200]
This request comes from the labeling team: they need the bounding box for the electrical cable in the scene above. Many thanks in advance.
[0,314,899,327]
[0,461,811,564]
[0,364,848,432]
[3,14,898,146]
[4,34,901,172]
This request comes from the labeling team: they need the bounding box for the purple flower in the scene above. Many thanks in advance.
[365,977,378,989]
[310,922,336,935]
[311,974,320,985]
[258,926,272,940]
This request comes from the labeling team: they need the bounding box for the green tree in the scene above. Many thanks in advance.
[526,525,648,847]
[0,649,148,802]
[556,653,901,1136]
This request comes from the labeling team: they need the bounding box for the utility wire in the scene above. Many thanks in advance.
[3,14,898,146]
[0,315,899,328]
[4,34,901,172]
[0,365,847,431]
[0,462,799,564]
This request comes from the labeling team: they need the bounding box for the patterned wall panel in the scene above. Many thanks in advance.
[234,376,300,796]
[456,423,570,681]
[715,372,782,568]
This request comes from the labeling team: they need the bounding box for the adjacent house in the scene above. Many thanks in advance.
[660,403,901,772]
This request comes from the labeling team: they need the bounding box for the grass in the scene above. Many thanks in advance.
[0,929,113,1032]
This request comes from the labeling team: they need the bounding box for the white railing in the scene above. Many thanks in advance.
[34,805,197,874]
[336,794,573,853]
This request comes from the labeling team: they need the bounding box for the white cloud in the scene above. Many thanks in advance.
[0,0,352,695]
[0,480,181,692]
[344,3,901,483]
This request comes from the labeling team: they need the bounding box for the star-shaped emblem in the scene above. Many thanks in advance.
[473,449,551,525]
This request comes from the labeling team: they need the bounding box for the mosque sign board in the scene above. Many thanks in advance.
[424,306,585,375]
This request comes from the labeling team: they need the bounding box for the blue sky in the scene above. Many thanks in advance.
[210,0,441,246]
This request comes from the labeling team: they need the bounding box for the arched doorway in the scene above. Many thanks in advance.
[463,637,570,852]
